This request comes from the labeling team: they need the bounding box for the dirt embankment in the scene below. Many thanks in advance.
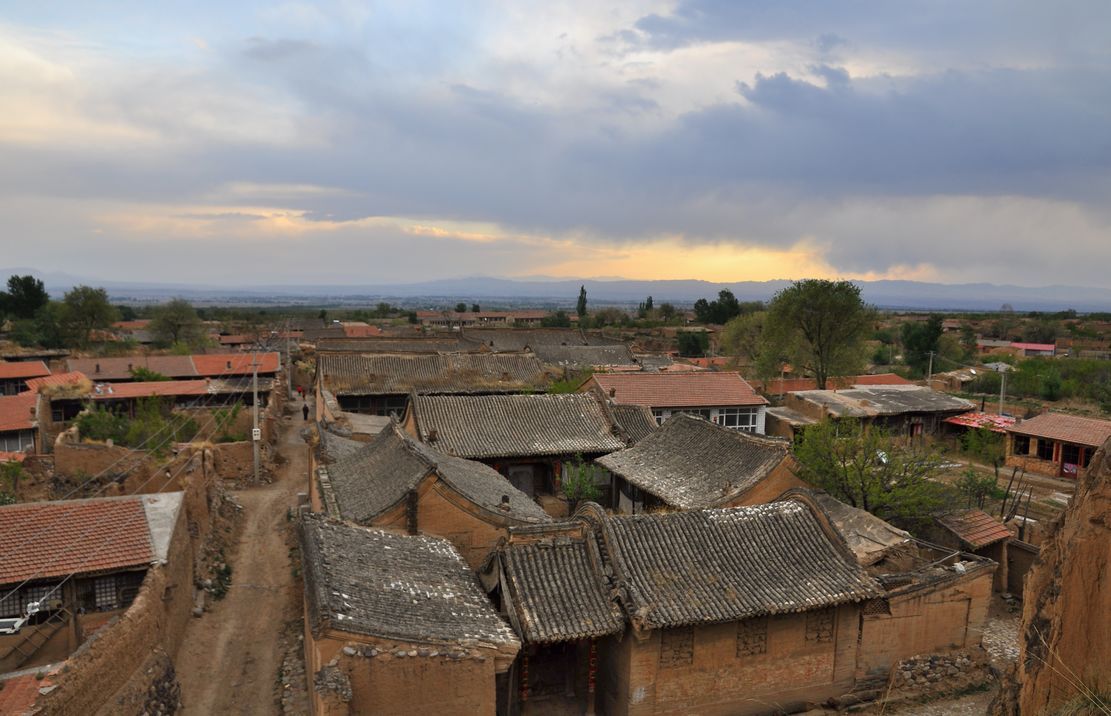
[993,437,1111,714]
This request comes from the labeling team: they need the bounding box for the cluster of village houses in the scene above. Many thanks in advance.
[0,319,1109,714]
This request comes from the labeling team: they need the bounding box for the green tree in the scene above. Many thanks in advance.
[658,303,677,322]
[149,298,204,348]
[115,304,138,321]
[455,302,467,313]
[960,427,1006,482]
[719,312,766,365]
[758,280,873,389]
[541,310,571,328]
[901,315,943,375]
[576,285,588,319]
[407,311,419,324]
[0,461,24,503]
[693,289,748,324]
[63,285,116,348]
[955,468,1003,510]
[645,295,653,311]
[561,455,601,510]
[792,419,948,526]
[471,303,480,313]
[130,367,170,382]
[1,275,49,319]
[676,331,709,357]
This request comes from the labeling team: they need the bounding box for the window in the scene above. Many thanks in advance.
[736,617,768,657]
[659,626,694,667]
[652,408,667,425]
[715,407,757,432]
[1036,439,1055,461]
[94,576,118,610]
[1061,444,1081,467]
[805,608,834,644]
[1011,435,1030,456]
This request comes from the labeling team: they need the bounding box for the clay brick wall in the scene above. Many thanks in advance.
[304,625,503,716]
[416,483,511,569]
[857,567,994,677]
[730,457,805,507]
[606,606,859,716]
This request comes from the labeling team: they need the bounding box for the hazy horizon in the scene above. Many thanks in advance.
[3,2,1110,287]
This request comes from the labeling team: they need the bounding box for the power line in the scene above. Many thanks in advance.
[0,343,282,607]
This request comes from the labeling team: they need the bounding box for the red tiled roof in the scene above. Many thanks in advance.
[588,372,767,408]
[112,319,151,330]
[944,411,1017,433]
[67,356,197,381]
[24,371,88,393]
[937,509,1012,549]
[1011,342,1056,352]
[0,393,37,432]
[1008,412,1111,448]
[684,357,730,368]
[0,452,28,463]
[0,671,55,715]
[0,497,154,585]
[850,373,914,386]
[759,373,912,395]
[341,323,383,337]
[90,380,210,400]
[0,361,50,381]
[218,334,254,344]
[192,352,279,377]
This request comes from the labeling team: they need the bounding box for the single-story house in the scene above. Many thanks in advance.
[314,336,487,354]
[596,413,800,514]
[464,328,625,353]
[317,353,553,417]
[66,352,281,382]
[932,509,1014,591]
[0,393,37,454]
[482,499,882,715]
[529,344,639,372]
[766,386,975,440]
[314,422,551,567]
[1005,412,1111,479]
[300,515,520,716]
[581,371,769,433]
[402,392,634,514]
[0,361,50,397]
[0,493,185,674]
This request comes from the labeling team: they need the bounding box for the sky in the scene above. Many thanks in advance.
[2,1,1110,288]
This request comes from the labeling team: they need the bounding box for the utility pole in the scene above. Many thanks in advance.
[999,369,1007,417]
[926,351,934,384]
[285,318,292,399]
[252,358,260,483]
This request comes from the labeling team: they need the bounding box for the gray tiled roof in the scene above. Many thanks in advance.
[316,337,486,354]
[465,329,624,352]
[300,515,519,647]
[531,344,637,369]
[597,502,882,629]
[499,533,624,643]
[319,353,551,396]
[317,427,366,463]
[411,393,628,459]
[323,423,549,524]
[597,414,790,509]
[609,404,658,444]
[790,386,974,418]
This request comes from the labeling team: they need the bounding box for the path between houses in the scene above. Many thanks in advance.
[176,407,307,715]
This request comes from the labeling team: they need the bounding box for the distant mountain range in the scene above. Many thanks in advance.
[4,268,1109,312]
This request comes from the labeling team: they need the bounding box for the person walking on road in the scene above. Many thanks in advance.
[302,403,309,421]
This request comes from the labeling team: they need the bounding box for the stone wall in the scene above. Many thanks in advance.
[53,441,151,483]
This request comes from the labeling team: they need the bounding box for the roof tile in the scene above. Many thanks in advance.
[588,372,767,408]
[1007,412,1111,448]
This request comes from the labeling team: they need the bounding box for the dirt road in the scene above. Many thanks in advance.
[176,409,307,715]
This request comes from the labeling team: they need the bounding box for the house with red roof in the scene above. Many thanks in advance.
[1005,412,1111,479]
[0,393,37,454]
[0,361,50,397]
[0,493,184,674]
[581,371,769,434]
